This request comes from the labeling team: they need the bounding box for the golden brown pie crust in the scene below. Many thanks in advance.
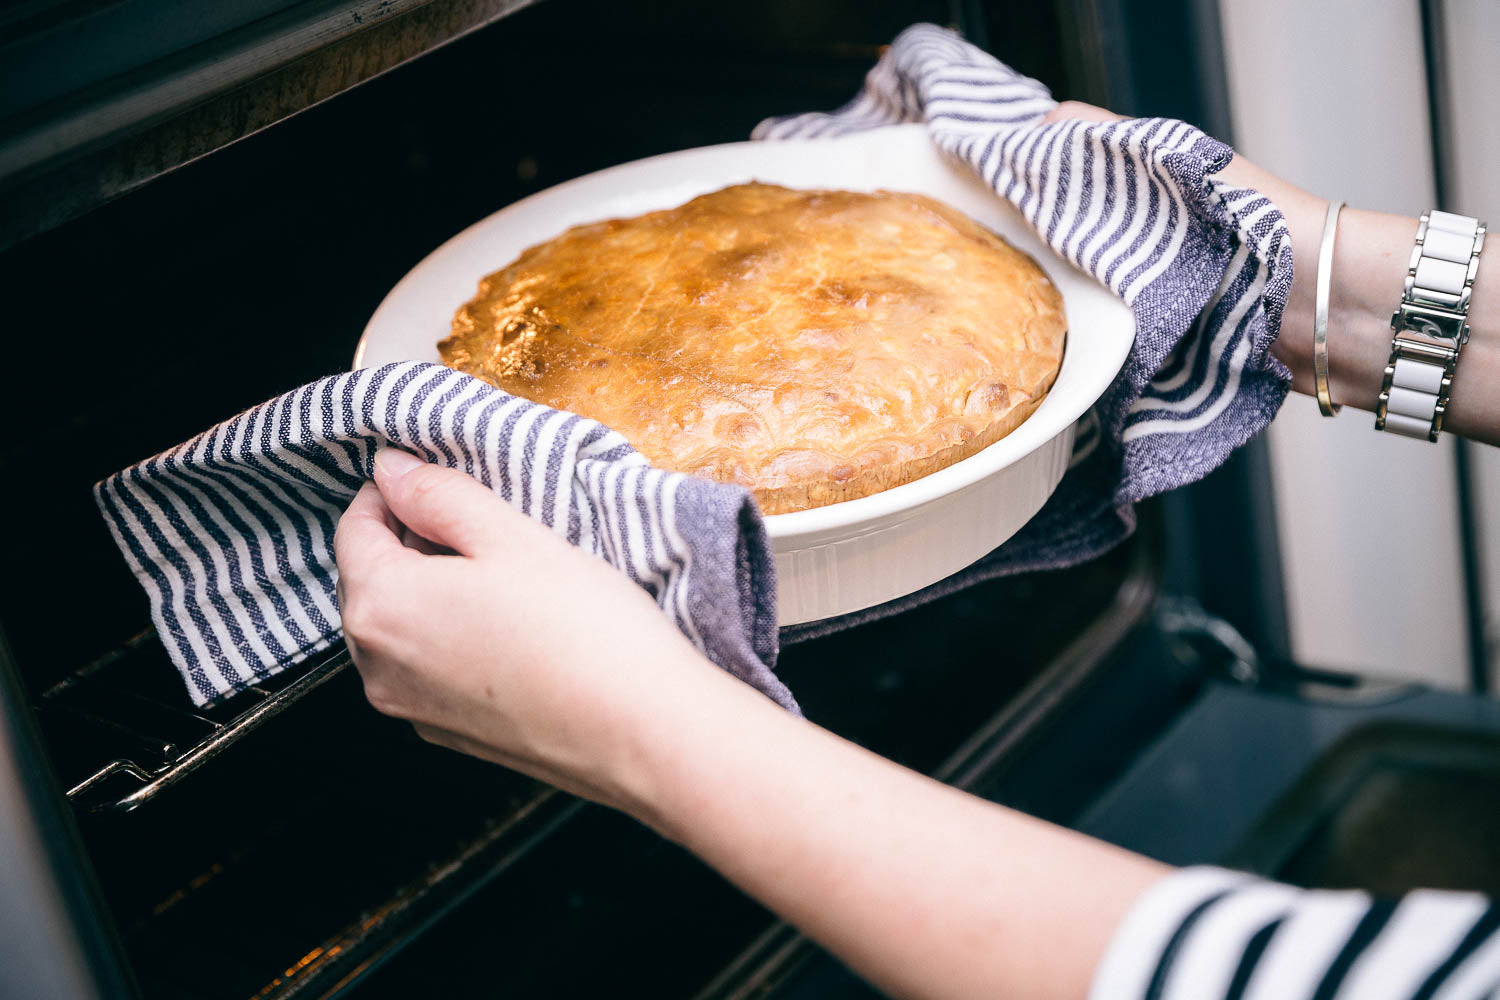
[439,183,1066,514]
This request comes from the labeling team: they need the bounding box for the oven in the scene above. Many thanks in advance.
[4,2,1499,998]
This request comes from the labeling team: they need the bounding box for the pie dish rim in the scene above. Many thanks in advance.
[356,125,1134,619]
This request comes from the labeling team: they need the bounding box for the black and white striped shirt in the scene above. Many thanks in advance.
[1091,868,1500,1000]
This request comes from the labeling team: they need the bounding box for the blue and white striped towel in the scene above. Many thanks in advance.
[766,24,1293,639]
[97,24,1293,708]
[95,362,791,711]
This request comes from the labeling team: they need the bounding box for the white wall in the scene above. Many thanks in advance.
[1440,1,1500,683]
[1218,0,1469,686]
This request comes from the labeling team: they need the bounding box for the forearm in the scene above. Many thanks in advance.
[341,434,1169,998]
[1221,155,1500,446]
[620,664,1166,1000]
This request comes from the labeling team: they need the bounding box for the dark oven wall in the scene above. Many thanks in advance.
[0,0,1085,698]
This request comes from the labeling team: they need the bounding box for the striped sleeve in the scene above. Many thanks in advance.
[1090,868,1500,1000]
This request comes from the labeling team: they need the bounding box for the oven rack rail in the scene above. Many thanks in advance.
[39,629,349,814]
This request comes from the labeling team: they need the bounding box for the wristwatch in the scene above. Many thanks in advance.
[1376,210,1487,441]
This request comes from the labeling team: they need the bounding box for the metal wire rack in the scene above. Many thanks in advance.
[37,629,350,814]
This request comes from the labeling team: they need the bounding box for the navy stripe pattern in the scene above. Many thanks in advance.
[95,362,791,711]
[1090,868,1500,1000]
[761,25,1291,613]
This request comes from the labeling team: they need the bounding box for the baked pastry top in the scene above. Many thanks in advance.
[439,182,1066,514]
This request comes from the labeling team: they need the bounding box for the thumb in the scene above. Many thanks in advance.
[371,447,517,557]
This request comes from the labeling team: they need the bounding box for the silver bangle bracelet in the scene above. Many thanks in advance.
[1314,200,1343,417]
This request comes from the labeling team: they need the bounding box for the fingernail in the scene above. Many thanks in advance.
[373,447,425,480]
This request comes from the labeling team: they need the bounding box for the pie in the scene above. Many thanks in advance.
[439,182,1066,515]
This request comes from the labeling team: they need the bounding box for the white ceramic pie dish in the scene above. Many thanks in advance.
[356,124,1135,626]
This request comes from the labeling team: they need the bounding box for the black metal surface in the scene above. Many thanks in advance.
[1451,442,1489,694]
[42,639,350,814]
[1080,680,1500,870]
[1231,721,1500,896]
[1081,0,1232,138]
[0,0,539,250]
[1158,443,1293,664]
[71,662,576,1000]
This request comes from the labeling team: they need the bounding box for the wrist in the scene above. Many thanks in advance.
[1217,153,1324,380]
[608,648,792,835]
[1216,154,1414,414]
[1271,186,1327,380]
[1328,210,1425,413]
[1272,198,1422,413]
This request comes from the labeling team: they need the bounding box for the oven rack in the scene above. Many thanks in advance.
[37,628,350,814]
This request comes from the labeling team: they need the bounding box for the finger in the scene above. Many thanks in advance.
[399,523,455,557]
[341,473,454,556]
[371,447,524,557]
[1042,100,1126,125]
[334,481,419,580]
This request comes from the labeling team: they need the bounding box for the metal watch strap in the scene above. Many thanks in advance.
[1376,210,1486,441]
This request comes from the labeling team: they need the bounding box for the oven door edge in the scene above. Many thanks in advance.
[0,626,137,999]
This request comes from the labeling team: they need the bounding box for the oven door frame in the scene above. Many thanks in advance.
[0,631,136,999]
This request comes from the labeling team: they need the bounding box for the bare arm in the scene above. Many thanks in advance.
[334,450,1167,1000]
[1225,157,1500,445]
[633,655,1165,1000]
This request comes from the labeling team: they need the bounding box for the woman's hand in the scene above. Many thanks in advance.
[334,447,1168,1000]
[332,446,719,810]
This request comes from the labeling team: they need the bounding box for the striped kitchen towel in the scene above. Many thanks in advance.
[95,362,791,711]
[765,24,1293,641]
[98,24,1293,707]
